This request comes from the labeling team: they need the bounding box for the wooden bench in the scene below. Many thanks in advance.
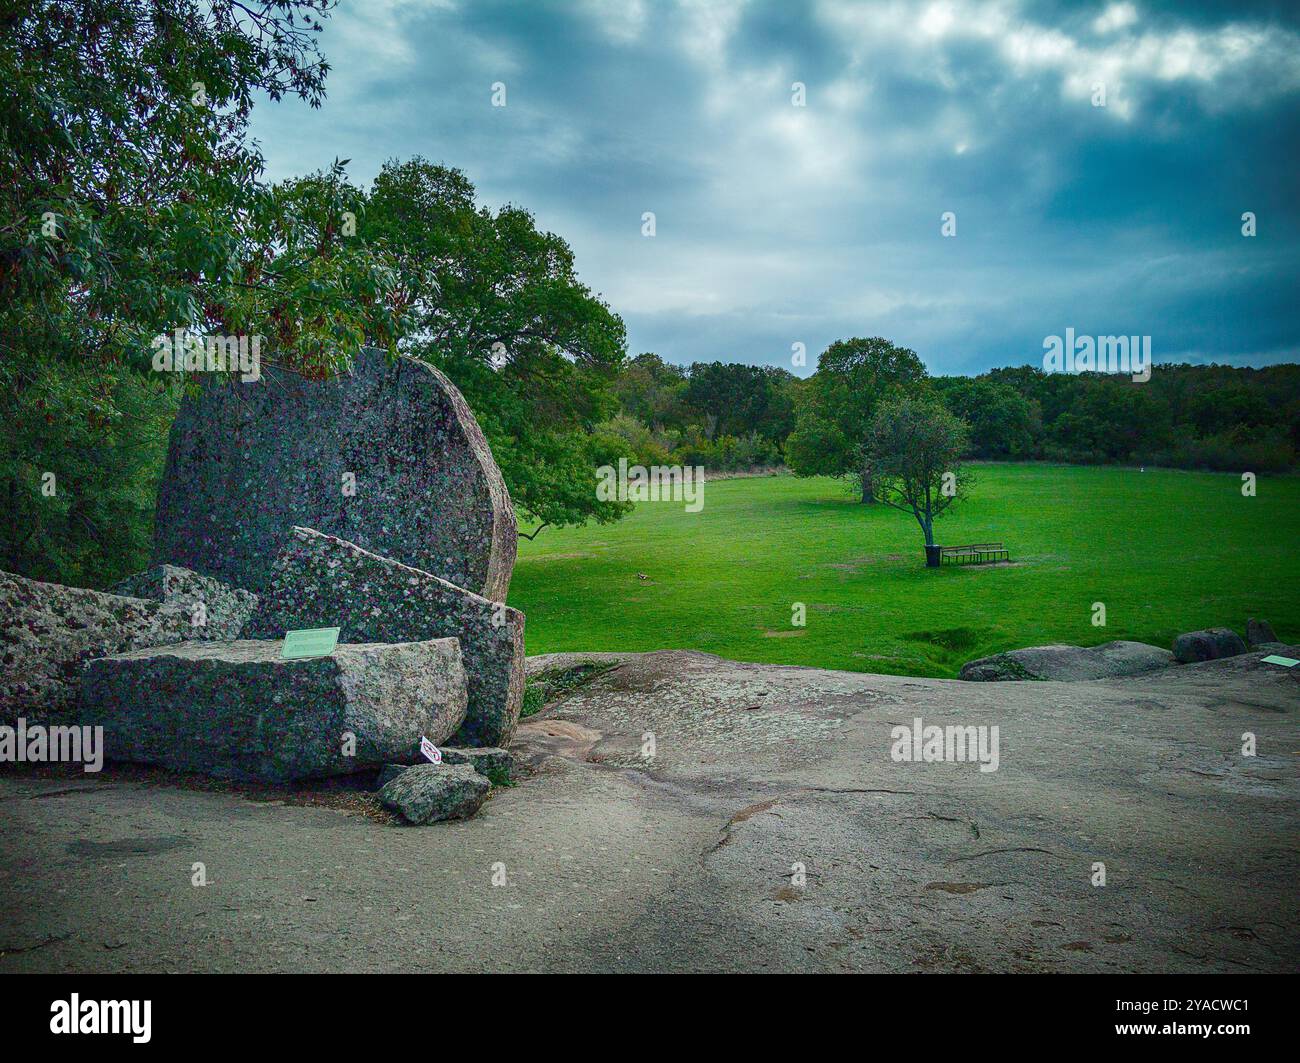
[939,541,1009,565]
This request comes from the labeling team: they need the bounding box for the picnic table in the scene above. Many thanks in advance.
[939,541,1010,565]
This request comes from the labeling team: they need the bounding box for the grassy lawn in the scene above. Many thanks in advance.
[509,464,1299,678]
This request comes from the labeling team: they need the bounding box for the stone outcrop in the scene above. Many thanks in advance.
[110,564,258,641]
[1,570,195,723]
[1172,627,1248,664]
[255,527,524,748]
[151,347,516,600]
[79,637,467,783]
[379,762,491,824]
[959,640,1175,682]
[1246,618,1279,648]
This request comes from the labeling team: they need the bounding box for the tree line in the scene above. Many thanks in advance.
[602,345,1300,493]
[3,2,1294,590]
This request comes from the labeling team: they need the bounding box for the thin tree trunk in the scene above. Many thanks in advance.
[859,464,875,503]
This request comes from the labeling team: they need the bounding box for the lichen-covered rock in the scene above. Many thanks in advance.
[79,637,467,783]
[959,640,1175,682]
[1173,627,1248,664]
[379,762,491,824]
[255,526,524,748]
[152,347,517,600]
[110,564,258,641]
[1246,618,1279,648]
[440,746,516,782]
[0,570,196,724]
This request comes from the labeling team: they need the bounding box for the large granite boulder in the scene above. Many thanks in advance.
[79,637,467,783]
[1,571,195,724]
[255,527,524,748]
[959,640,1175,682]
[152,347,516,601]
[1172,627,1248,664]
[379,762,491,824]
[110,564,258,641]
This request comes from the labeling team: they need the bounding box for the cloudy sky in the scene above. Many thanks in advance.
[249,0,1300,376]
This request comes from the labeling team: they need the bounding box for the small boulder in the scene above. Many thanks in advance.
[379,762,491,824]
[1246,618,1279,649]
[440,746,516,782]
[79,637,467,783]
[110,564,259,641]
[959,640,1174,682]
[1172,628,1248,664]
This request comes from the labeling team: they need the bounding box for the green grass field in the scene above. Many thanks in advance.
[509,464,1299,678]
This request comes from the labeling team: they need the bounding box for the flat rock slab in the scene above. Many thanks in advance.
[256,527,524,748]
[1174,627,1248,663]
[5,646,1295,973]
[79,637,467,783]
[959,640,1175,681]
[152,347,516,600]
[1,570,194,724]
[379,762,490,824]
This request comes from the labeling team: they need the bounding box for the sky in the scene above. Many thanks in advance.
[248,0,1300,377]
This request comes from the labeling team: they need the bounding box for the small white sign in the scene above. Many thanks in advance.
[420,737,442,764]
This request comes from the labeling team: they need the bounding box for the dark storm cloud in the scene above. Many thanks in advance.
[250,0,1300,374]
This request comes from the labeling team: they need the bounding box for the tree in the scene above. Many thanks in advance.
[866,396,971,550]
[786,337,928,501]
[2,0,410,586]
[363,157,631,532]
[682,361,794,444]
[612,353,689,430]
[934,378,1040,458]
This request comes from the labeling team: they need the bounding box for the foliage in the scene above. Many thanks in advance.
[866,396,970,546]
[1,0,411,586]
[364,158,631,531]
[785,337,929,498]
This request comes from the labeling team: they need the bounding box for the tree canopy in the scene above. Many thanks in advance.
[363,157,632,532]
[786,336,929,500]
[866,396,971,547]
[2,0,414,586]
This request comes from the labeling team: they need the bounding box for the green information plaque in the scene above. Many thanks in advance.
[281,627,341,659]
[1260,654,1298,667]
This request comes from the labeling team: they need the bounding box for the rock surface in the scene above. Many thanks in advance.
[1173,627,1248,663]
[6,647,1296,973]
[0,570,193,724]
[110,564,258,641]
[152,347,516,600]
[79,637,467,783]
[440,746,516,781]
[379,762,491,824]
[255,526,524,748]
[1247,618,1279,648]
[959,640,1174,681]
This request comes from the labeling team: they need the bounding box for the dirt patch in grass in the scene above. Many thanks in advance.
[822,554,908,571]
